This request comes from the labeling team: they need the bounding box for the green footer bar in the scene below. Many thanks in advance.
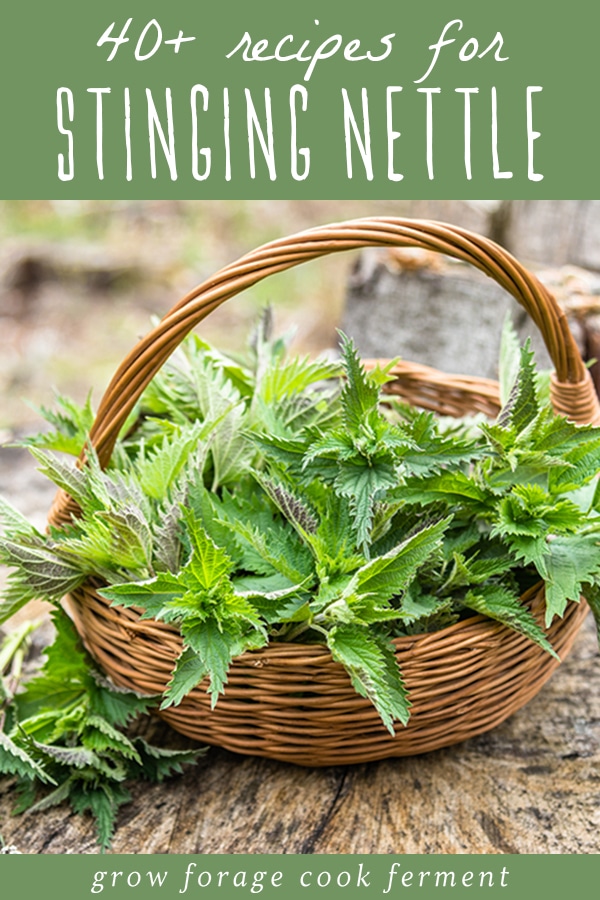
[0,854,595,899]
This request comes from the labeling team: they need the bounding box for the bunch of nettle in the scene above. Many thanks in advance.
[2,314,600,846]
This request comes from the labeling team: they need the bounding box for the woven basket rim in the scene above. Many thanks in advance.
[77,573,548,659]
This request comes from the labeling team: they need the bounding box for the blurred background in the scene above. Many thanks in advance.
[0,199,409,433]
[2,198,600,530]
[3,199,600,429]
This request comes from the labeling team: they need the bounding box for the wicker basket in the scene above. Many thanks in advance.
[49,218,600,767]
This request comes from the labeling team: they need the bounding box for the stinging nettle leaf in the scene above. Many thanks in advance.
[498,314,522,409]
[334,459,399,550]
[327,624,410,733]
[20,391,95,457]
[0,732,55,783]
[31,740,100,770]
[343,518,450,606]
[180,509,234,592]
[259,477,318,536]
[338,332,381,431]
[496,340,539,434]
[462,584,558,657]
[70,783,132,850]
[162,647,209,708]
[100,573,184,619]
[131,737,205,782]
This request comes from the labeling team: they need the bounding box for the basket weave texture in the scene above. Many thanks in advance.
[50,218,600,766]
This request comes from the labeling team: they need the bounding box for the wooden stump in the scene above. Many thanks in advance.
[497,201,600,270]
[340,248,570,378]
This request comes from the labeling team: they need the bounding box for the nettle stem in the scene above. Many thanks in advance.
[281,621,312,642]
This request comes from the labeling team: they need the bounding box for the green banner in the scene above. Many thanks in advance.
[2,853,599,898]
[1,0,599,197]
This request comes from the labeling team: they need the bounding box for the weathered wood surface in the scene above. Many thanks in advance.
[1,610,599,855]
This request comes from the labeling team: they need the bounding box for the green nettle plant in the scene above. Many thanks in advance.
[2,312,600,847]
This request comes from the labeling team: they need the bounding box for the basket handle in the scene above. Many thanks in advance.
[49,217,600,524]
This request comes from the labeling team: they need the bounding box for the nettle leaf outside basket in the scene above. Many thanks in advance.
[49,218,600,766]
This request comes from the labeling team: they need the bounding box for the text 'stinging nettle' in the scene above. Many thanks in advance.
[56,18,543,185]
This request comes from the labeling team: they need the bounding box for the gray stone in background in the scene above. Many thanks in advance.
[340,250,557,379]
[496,201,600,271]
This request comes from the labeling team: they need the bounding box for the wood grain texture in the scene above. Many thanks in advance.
[2,612,599,855]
